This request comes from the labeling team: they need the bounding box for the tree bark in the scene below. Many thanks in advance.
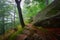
[46,0,49,6]
[2,13,5,34]
[15,0,25,28]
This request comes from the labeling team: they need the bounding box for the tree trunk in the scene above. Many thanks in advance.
[15,0,25,28]
[2,13,5,34]
[46,0,49,6]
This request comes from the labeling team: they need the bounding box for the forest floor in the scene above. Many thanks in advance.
[0,24,60,40]
[10,24,60,40]
[14,24,60,40]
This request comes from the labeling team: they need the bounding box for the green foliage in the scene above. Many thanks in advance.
[9,27,24,40]
[33,0,45,3]
[0,0,19,34]
[22,0,54,24]
[0,0,13,34]
[22,0,47,23]
[24,0,31,4]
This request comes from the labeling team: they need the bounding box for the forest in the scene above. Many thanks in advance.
[0,0,60,40]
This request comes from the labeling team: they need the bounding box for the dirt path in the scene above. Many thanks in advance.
[15,24,60,40]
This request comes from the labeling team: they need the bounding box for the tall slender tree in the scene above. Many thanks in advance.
[15,0,25,28]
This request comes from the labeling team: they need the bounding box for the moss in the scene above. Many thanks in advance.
[8,28,24,40]
[46,6,60,17]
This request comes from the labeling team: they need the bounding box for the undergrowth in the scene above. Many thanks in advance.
[8,26,25,40]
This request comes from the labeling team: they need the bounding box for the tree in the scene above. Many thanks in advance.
[21,0,54,23]
[22,0,47,23]
[0,0,15,34]
[15,0,25,28]
[0,0,10,34]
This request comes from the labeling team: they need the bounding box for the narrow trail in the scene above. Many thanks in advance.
[2,24,60,40]
[15,24,60,40]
